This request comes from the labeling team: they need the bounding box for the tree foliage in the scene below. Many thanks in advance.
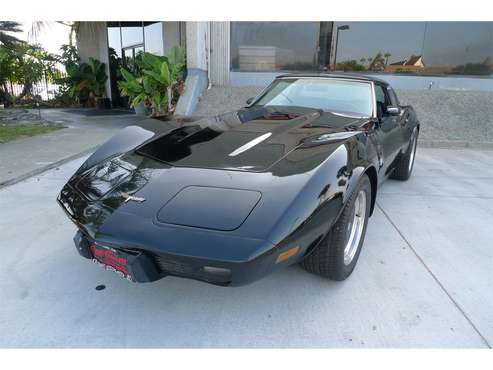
[0,42,59,105]
[335,60,366,72]
[53,44,108,107]
[0,40,108,107]
[0,21,23,45]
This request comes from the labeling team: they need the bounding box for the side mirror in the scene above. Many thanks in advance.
[246,97,254,105]
[386,106,401,116]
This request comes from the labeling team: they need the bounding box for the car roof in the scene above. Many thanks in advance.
[275,73,389,86]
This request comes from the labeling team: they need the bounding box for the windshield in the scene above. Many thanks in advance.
[253,78,373,117]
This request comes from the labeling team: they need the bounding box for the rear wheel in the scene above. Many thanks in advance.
[391,128,418,181]
[301,174,371,281]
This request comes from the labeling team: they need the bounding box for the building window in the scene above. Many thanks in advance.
[332,21,493,76]
[333,22,426,74]
[144,22,164,56]
[107,22,164,65]
[107,26,122,58]
[421,22,493,76]
[230,22,333,72]
[121,22,144,49]
[230,21,493,77]
[106,21,165,107]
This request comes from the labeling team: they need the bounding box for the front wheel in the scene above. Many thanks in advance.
[391,128,418,181]
[301,174,371,281]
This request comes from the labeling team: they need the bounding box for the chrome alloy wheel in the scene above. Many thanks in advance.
[343,190,367,266]
[408,130,418,173]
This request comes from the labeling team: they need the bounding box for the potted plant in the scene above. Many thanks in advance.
[118,46,185,118]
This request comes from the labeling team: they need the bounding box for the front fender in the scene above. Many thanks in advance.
[75,119,178,175]
[267,138,375,260]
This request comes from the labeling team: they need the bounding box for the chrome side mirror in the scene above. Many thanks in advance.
[246,97,254,105]
[387,106,401,116]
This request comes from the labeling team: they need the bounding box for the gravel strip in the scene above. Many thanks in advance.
[193,86,493,143]
[398,90,493,143]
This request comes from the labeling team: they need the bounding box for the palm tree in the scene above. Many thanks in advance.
[0,21,23,45]
[359,58,366,69]
[384,52,391,66]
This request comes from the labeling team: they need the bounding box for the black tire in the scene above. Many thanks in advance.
[301,174,372,281]
[390,129,418,181]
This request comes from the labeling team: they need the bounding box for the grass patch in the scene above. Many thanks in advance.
[0,123,64,143]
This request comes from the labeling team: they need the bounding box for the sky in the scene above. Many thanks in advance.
[19,21,72,54]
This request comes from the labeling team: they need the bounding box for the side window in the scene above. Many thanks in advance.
[375,84,392,118]
[387,87,400,106]
[375,85,387,105]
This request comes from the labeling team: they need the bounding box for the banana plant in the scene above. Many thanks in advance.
[118,68,146,108]
[119,53,169,116]
[118,46,185,117]
[165,46,185,112]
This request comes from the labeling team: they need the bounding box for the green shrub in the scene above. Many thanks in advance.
[118,46,185,116]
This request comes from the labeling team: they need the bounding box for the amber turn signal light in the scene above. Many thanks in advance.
[275,246,300,264]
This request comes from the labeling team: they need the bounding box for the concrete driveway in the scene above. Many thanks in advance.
[0,147,491,348]
[0,109,142,186]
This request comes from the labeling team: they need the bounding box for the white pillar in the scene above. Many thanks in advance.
[209,22,230,86]
[175,22,209,116]
[75,22,111,100]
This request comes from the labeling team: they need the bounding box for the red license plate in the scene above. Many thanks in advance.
[89,244,134,282]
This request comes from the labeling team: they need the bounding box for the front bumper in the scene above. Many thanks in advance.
[73,230,288,286]
[59,181,302,287]
[74,231,162,283]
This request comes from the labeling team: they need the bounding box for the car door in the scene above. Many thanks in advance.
[374,83,402,175]
[387,86,413,152]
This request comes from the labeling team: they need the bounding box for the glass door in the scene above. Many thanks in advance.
[122,45,145,73]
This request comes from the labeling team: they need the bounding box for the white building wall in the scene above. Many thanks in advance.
[175,22,209,116]
[210,22,230,86]
[185,22,208,71]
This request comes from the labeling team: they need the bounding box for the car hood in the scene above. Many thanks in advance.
[134,106,366,172]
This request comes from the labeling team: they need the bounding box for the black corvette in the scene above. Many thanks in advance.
[57,74,419,286]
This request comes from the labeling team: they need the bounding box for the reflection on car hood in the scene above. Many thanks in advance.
[135,106,366,172]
